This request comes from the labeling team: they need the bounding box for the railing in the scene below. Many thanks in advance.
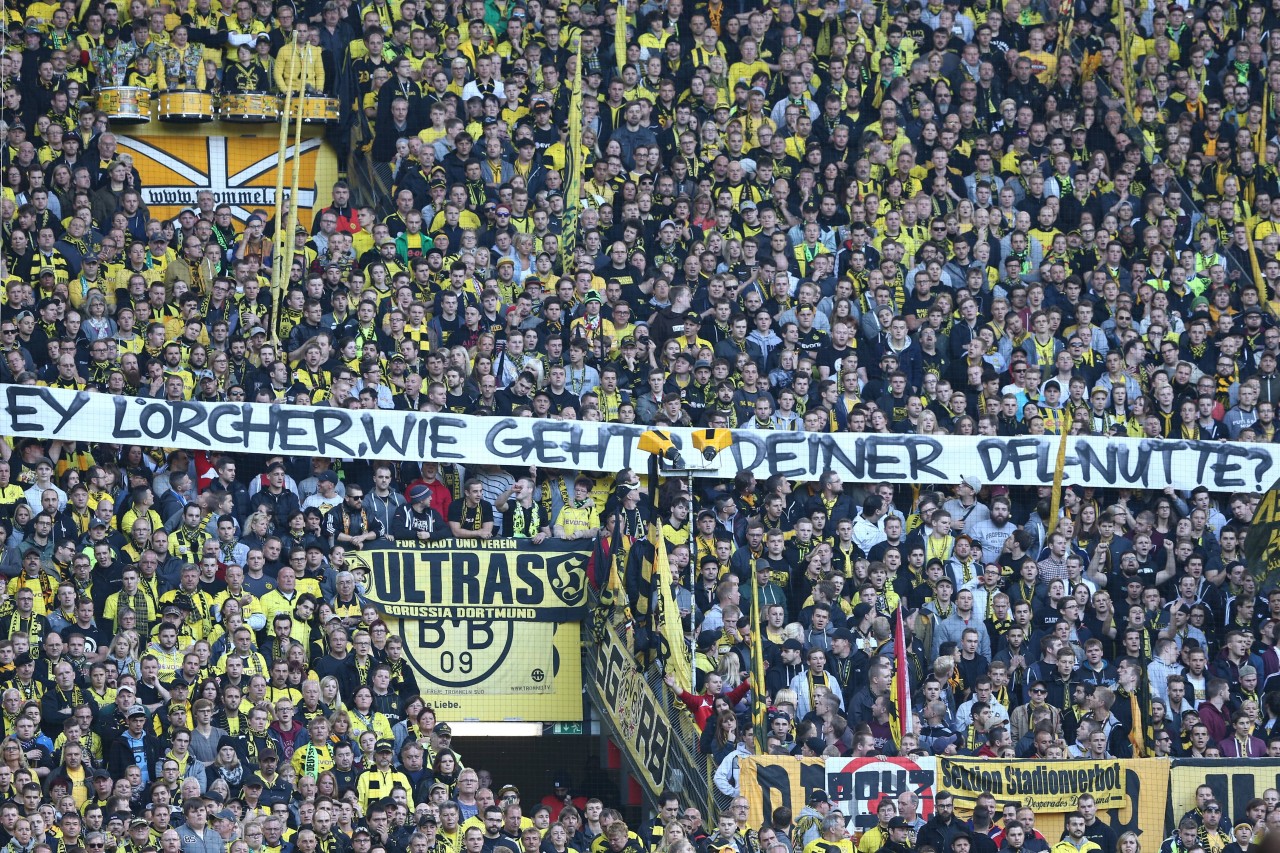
[582,585,727,820]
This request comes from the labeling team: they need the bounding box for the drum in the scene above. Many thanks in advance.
[97,87,152,123]
[159,90,214,122]
[220,92,279,122]
[285,96,339,125]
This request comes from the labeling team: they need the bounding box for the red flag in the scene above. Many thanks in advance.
[890,606,912,748]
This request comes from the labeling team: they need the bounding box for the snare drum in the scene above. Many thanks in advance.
[220,92,279,122]
[285,96,339,125]
[159,90,214,122]
[97,87,152,123]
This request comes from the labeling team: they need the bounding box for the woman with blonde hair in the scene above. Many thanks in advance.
[239,511,272,552]
[319,676,344,712]
[657,822,687,853]
[717,653,742,690]
[1117,832,1140,853]
[327,708,356,751]
[105,631,141,679]
[774,688,798,718]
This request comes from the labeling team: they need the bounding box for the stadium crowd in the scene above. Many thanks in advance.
[3,0,1280,851]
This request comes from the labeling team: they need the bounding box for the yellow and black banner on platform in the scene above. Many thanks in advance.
[587,615,674,796]
[346,540,587,721]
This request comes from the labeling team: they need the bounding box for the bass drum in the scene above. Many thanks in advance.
[285,95,339,125]
[97,87,152,123]
[220,92,279,122]
[158,90,214,122]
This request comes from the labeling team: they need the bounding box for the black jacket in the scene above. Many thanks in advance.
[106,728,162,778]
[390,503,446,541]
[919,816,965,853]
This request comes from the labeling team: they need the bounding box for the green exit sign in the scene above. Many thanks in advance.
[553,723,584,734]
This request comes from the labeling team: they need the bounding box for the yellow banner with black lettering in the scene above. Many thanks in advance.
[345,539,587,721]
[586,609,674,795]
[739,757,1166,845]
[938,758,1164,816]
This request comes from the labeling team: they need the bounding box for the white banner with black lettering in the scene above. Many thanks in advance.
[4,385,1278,490]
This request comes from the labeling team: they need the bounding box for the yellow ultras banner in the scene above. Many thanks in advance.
[345,539,587,721]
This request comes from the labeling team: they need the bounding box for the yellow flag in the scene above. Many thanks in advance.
[653,529,692,692]
[614,0,627,73]
[751,559,767,749]
[560,33,584,273]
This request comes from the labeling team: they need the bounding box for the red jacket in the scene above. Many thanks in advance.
[675,678,751,729]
